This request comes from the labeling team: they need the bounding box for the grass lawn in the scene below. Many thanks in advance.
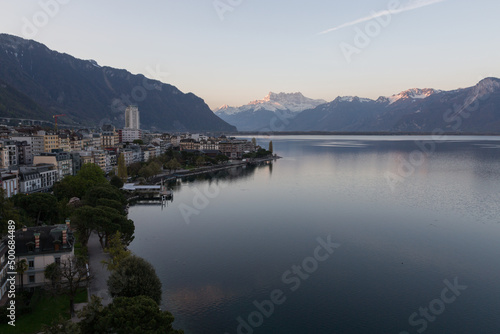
[0,288,87,334]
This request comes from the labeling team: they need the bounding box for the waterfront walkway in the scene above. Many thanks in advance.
[87,232,113,306]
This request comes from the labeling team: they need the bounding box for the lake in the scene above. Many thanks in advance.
[128,135,500,334]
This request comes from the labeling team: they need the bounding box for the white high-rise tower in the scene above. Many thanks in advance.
[125,105,140,129]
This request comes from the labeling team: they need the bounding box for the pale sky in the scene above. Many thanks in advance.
[1,0,499,110]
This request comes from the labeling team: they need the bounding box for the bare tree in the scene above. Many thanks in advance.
[46,255,90,317]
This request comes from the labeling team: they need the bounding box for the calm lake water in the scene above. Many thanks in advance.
[128,135,500,334]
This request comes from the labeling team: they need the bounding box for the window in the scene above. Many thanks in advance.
[29,275,35,284]
[28,260,34,269]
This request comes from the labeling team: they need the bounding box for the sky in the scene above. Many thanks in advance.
[1,0,499,110]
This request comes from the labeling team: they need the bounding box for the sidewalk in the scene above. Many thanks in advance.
[87,231,113,306]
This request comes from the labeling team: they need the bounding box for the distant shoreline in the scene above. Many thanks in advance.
[232,131,500,136]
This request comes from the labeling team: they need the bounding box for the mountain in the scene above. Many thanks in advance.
[214,92,326,131]
[0,79,50,120]
[286,79,500,133]
[0,33,236,132]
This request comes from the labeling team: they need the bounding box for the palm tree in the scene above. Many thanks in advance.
[16,259,28,290]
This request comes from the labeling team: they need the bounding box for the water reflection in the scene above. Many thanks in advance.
[129,136,500,334]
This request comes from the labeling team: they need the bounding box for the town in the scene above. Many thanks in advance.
[0,106,271,197]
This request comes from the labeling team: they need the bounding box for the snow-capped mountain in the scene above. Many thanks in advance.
[214,92,326,131]
[287,78,500,132]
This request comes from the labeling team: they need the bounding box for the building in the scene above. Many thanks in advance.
[70,134,83,151]
[70,152,82,175]
[219,139,255,159]
[101,125,119,148]
[32,136,45,156]
[18,164,57,193]
[43,134,59,153]
[58,134,71,152]
[0,140,18,168]
[180,139,200,151]
[18,167,41,193]
[0,171,19,198]
[119,129,142,143]
[91,150,107,171]
[13,224,75,288]
[125,105,140,130]
[33,151,73,181]
[10,136,35,164]
[15,141,32,165]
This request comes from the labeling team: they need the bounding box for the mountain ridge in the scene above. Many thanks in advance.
[0,33,236,132]
[215,78,500,133]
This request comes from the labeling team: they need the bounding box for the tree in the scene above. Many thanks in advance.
[215,154,229,164]
[165,158,181,172]
[138,165,154,180]
[76,163,108,187]
[78,296,183,334]
[12,193,59,225]
[251,137,257,147]
[71,206,107,246]
[101,231,131,271]
[78,295,105,334]
[149,162,162,178]
[107,256,162,304]
[83,185,126,207]
[41,314,81,334]
[117,153,128,181]
[127,162,143,178]
[54,163,108,200]
[110,175,124,189]
[0,189,20,236]
[16,259,28,290]
[44,262,62,289]
[58,255,89,317]
[195,156,205,167]
[132,139,144,145]
[269,140,273,153]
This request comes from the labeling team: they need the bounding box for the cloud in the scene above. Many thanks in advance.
[318,0,447,35]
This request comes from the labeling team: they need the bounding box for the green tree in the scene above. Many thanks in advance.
[84,185,126,207]
[110,175,124,189]
[78,296,183,334]
[12,193,58,225]
[44,262,62,289]
[54,163,108,200]
[215,154,229,164]
[138,165,154,180]
[15,259,28,290]
[78,295,105,334]
[107,256,162,304]
[41,314,81,334]
[127,162,143,178]
[132,139,144,145]
[269,140,273,153]
[77,163,108,187]
[0,189,20,236]
[101,231,131,271]
[149,162,162,178]
[96,198,126,215]
[117,153,127,181]
[251,137,257,147]
[71,206,107,246]
[195,156,205,167]
[165,158,181,172]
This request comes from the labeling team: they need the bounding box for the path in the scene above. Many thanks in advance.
[87,231,113,306]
